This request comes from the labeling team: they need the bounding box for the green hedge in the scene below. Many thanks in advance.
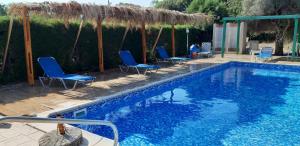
[0,16,212,84]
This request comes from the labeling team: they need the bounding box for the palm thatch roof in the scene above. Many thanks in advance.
[8,1,213,26]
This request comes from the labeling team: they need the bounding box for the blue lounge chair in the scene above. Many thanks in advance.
[119,50,160,75]
[189,44,200,58]
[256,47,273,62]
[199,42,213,57]
[37,57,95,89]
[156,46,190,64]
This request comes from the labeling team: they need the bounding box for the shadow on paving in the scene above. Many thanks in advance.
[0,61,217,116]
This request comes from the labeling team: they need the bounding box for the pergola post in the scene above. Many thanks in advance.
[221,21,227,58]
[236,20,241,54]
[171,24,176,57]
[22,8,34,85]
[292,19,299,58]
[141,22,147,64]
[97,17,104,72]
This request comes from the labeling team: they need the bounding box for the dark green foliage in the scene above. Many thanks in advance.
[0,16,211,84]
[187,0,228,19]
[242,0,300,16]
[0,4,6,16]
[152,0,242,15]
[226,0,242,16]
[153,0,193,12]
[249,33,276,43]
[153,0,242,23]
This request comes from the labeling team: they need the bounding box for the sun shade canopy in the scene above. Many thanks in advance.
[8,1,213,25]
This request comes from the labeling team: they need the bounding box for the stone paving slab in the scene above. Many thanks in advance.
[0,123,44,146]
[0,122,115,146]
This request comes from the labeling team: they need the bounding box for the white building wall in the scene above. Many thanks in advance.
[213,22,247,53]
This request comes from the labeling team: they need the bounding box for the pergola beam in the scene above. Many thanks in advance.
[221,21,227,58]
[292,19,299,57]
[22,8,34,85]
[236,20,241,54]
[223,15,300,21]
[222,14,300,58]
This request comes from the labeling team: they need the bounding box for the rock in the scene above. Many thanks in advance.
[39,127,82,146]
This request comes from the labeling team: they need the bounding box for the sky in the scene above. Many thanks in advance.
[1,0,153,7]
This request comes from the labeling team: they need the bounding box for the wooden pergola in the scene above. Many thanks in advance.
[221,15,300,57]
[7,2,212,85]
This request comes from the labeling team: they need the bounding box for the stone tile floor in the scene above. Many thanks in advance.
[0,123,41,146]
[0,122,115,146]
[1,54,300,146]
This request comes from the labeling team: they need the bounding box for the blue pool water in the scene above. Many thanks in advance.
[57,62,300,145]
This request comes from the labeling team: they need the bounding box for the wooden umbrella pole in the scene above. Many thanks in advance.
[71,19,84,58]
[141,22,147,64]
[1,17,13,73]
[22,8,34,85]
[97,17,104,72]
[171,24,175,57]
[119,23,130,50]
[151,27,163,55]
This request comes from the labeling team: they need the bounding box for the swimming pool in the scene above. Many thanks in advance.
[53,62,300,145]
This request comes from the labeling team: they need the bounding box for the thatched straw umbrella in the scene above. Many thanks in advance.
[8,2,212,26]
[7,2,212,85]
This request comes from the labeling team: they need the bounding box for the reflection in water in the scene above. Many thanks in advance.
[63,66,300,146]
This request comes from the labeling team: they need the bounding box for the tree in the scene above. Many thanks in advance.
[153,0,242,19]
[186,0,241,22]
[0,4,6,16]
[187,0,227,16]
[226,0,242,16]
[153,0,193,12]
[242,0,300,55]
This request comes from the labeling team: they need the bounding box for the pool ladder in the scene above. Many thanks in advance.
[0,116,119,146]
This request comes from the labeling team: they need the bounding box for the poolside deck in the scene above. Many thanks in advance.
[1,54,300,146]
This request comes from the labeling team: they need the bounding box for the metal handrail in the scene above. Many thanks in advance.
[0,116,118,146]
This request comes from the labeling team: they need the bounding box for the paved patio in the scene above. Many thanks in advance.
[0,122,115,146]
[1,54,300,146]
[0,55,221,116]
